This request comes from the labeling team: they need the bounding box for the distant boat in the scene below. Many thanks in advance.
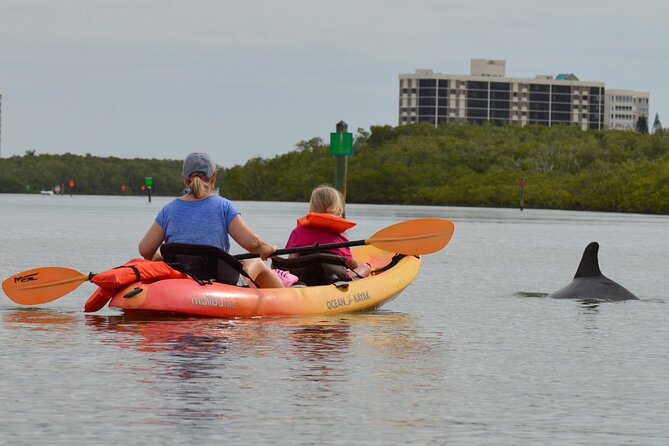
[40,190,54,195]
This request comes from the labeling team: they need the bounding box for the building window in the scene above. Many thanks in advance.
[529,92,550,102]
[490,100,510,110]
[490,110,510,118]
[551,85,571,94]
[467,99,488,108]
[468,81,489,90]
[551,94,571,104]
[529,84,550,93]
[490,91,510,100]
[490,82,511,91]
[418,107,435,116]
[467,109,488,118]
[551,103,571,112]
[529,111,549,120]
[467,90,488,99]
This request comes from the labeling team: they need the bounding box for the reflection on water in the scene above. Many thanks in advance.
[2,308,79,331]
[85,313,235,353]
[287,320,351,384]
[82,311,420,355]
[81,311,425,383]
[578,300,601,313]
[513,291,548,298]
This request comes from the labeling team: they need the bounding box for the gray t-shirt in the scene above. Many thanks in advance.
[155,196,240,251]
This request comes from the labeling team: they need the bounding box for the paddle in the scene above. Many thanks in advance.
[235,218,454,260]
[2,218,454,305]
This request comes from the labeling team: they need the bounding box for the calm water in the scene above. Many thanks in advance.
[1,194,668,445]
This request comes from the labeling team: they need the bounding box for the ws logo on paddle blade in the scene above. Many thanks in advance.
[14,273,38,284]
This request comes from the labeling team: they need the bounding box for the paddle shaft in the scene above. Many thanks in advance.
[235,239,366,260]
[235,218,454,260]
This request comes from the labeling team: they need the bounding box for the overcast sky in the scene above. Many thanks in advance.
[1,0,667,167]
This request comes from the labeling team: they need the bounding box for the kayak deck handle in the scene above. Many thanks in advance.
[123,287,143,299]
[333,281,349,290]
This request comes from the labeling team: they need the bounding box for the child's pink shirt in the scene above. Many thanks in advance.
[285,225,352,261]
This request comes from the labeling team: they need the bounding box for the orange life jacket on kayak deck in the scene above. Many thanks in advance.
[90,258,189,288]
[296,212,356,232]
[84,259,189,312]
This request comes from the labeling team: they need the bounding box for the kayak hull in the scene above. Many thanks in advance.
[109,246,421,318]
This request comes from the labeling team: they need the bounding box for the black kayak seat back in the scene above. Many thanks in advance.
[271,253,347,286]
[160,242,244,285]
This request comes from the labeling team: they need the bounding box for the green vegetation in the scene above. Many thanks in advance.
[223,123,669,214]
[2,123,669,214]
[0,152,182,196]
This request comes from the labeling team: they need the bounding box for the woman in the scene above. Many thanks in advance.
[139,152,287,288]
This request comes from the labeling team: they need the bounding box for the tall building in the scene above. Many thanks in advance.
[605,89,650,131]
[399,59,607,130]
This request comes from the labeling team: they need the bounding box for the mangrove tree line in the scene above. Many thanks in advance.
[2,123,669,214]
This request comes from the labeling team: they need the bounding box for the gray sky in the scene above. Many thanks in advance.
[1,0,667,167]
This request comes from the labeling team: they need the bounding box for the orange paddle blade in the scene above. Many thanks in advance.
[366,218,455,255]
[2,267,89,305]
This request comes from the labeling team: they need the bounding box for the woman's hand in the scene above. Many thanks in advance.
[258,242,277,261]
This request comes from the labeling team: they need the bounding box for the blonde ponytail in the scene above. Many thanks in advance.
[189,176,210,199]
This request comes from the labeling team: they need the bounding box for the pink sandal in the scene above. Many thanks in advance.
[272,268,299,287]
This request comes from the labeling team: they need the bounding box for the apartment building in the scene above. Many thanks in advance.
[399,59,608,130]
[605,89,650,130]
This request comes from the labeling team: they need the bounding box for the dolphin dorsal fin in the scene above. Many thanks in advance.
[574,242,602,278]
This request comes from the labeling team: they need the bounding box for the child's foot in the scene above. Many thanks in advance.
[272,269,299,287]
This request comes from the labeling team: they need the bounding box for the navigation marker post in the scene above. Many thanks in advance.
[330,120,353,217]
[145,177,153,203]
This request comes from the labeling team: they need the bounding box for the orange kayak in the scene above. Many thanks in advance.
[108,246,421,318]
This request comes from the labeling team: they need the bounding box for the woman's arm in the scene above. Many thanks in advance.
[228,214,276,260]
[139,221,165,260]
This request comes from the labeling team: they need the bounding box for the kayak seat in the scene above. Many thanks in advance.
[271,253,347,286]
[160,243,255,286]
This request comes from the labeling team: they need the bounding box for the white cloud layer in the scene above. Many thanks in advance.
[1,0,667,166]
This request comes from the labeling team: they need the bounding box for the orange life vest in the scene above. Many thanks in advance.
[84,259,189,312]
[296,212,356,232]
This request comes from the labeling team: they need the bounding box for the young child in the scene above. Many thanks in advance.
[285,185,371,280]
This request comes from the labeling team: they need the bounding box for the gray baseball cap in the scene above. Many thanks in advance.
[183,152,215,179]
